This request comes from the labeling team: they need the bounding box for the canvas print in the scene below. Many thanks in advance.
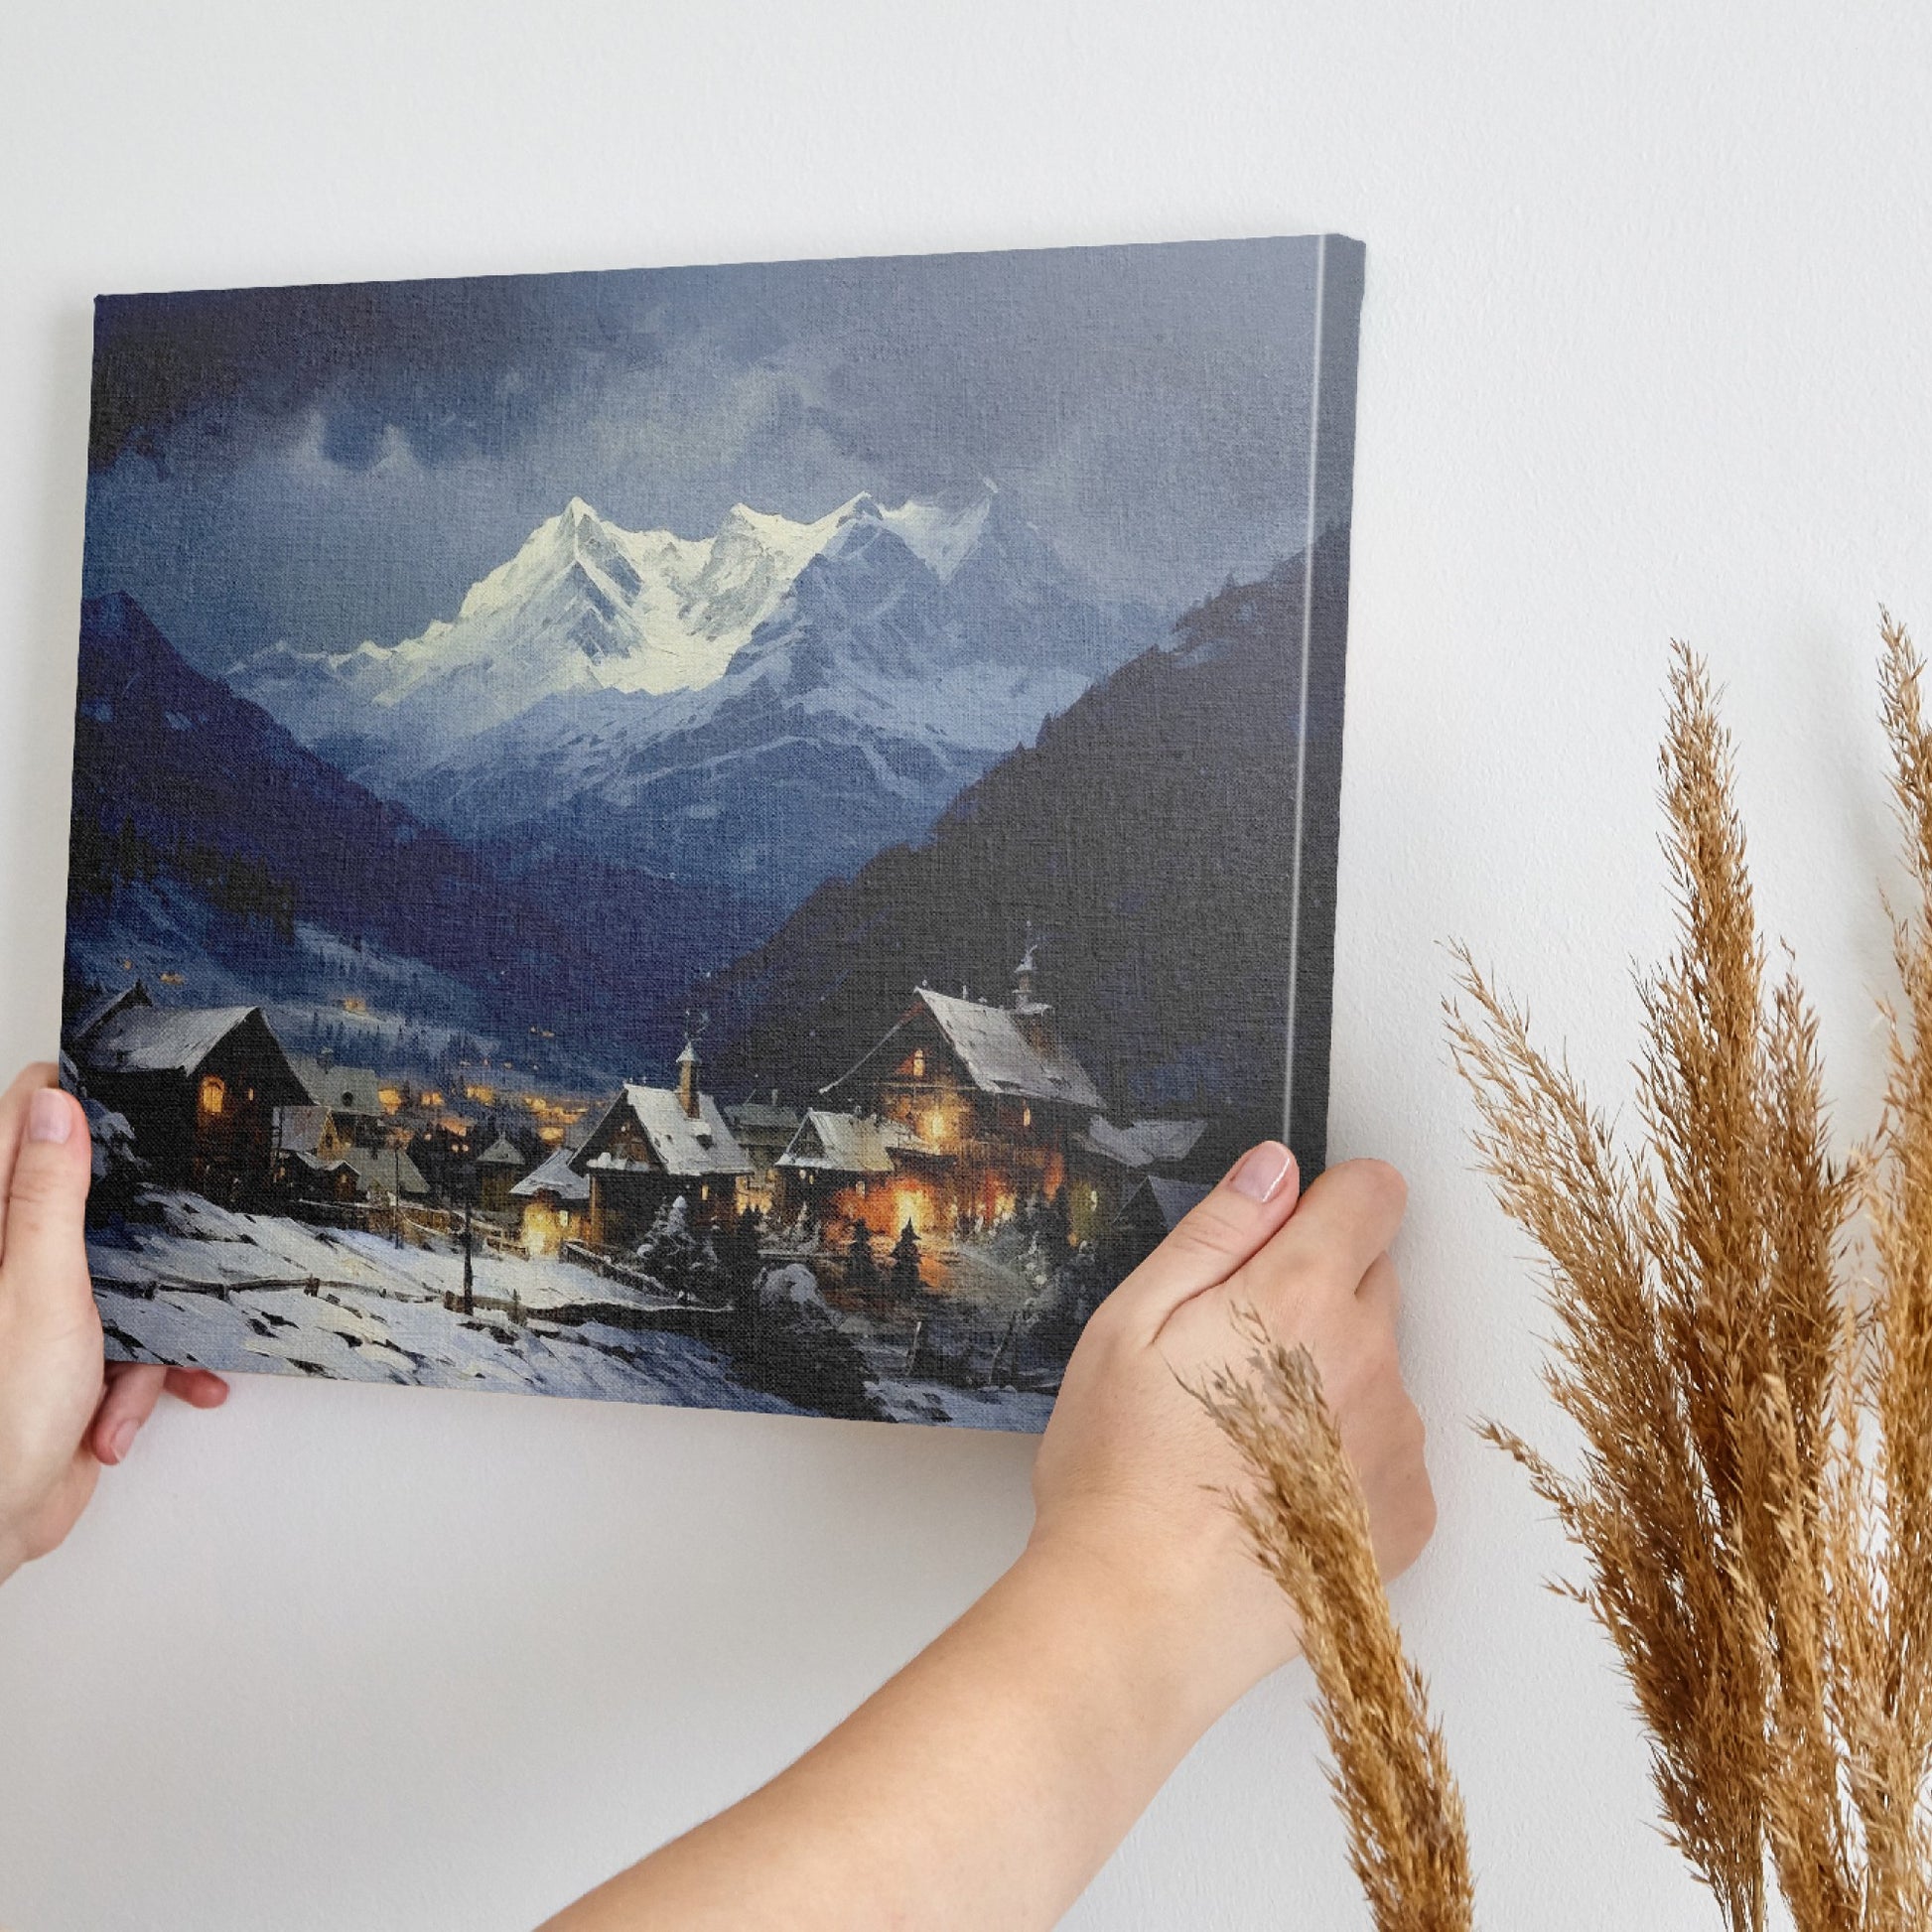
[60,234,1363,1430]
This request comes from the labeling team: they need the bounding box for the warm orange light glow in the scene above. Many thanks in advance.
[522,1201,568,1259]
[465,1082,496,1106]
[378,1086,403,1113]
[199,1075,225,1117]
[890,1188,929,1236]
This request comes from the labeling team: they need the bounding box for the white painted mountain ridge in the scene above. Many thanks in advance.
[229,487,1155,904]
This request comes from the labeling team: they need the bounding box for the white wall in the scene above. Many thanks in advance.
[2,3,1928,1924]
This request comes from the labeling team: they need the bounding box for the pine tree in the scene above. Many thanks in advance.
[847,1219,880,1293]
[890,1219,922,1298]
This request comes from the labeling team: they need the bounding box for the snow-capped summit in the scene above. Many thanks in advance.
[228,485,1156,908]
[230,488,1012,765]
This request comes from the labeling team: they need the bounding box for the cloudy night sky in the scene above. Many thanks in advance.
[80,236,1323,675]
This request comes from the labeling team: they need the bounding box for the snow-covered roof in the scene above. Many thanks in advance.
[727,1095,802,1133]
[286,1149,355,1178]
[82,1004,268,1077]
[577,1085,753,1179]
[510,1145,591,1203]
[1078,1115,1209,1170]
[1129,1176,1213,1232]
[777,1109,929,1175]
[477,1135,527,1168]
[901,988,1104,1110]
[337,1143,430,1198]
[69,981,151,1045]
[274,1105,340,1157]
[289,1056,385,1117]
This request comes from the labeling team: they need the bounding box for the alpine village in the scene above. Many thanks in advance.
[61,485,1307,1428]
[64,944,1220,1428]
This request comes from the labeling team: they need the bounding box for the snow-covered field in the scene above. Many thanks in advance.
[89,1193,1055,1430]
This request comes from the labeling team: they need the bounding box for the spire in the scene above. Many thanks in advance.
[1013,923,1045,1014]
[676,1036,700,1119]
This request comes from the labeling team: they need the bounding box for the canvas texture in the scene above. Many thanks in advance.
[61,234,1363,1431]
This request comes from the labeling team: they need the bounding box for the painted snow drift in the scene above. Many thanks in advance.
[63,235,1364,1430]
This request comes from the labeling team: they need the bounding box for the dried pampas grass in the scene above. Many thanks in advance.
[1447,619,1932,1929]
[1201,1315,1474,1932]
[1209,617,1932,1931]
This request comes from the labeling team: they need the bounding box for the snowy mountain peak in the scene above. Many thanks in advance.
[225,482,1139,824]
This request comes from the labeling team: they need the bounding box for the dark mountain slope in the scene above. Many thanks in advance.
[67,593,762,1071]
[705,527,1349,1156]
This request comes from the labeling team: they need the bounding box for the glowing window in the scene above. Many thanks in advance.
[199,1075,226,1117]
[1021,1105,1033,1129]
[910,1048,926,1079]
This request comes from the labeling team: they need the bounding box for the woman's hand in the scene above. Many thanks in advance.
[548,1141,1436,1932]
[1029,1144,1435,1724]
[0,1062,227,1584]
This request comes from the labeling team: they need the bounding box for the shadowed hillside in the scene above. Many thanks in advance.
[705,527,1350,1159]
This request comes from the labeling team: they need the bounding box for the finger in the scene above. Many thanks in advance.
[1,1082,96,1332]
[164,1366,230,1410]
[1105,1142,1301,1333]
[1355,1252,1402,1321]
[0,1062,62,1261]
[1238,1159,1408,1309]
[93,1362,168,1464]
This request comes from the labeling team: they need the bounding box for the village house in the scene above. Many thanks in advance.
[572,1040,753,1249]
[70,986,309,1203]
[812,951,1109,1241]
[723,1091,801,1212]
[288,1054,390,1147]
[772,1108,938,1237]
[509,1145,592,1257]
[796,952,1219,1248]
[338,1140,432,1205]
[1064,1111,1211,1240]
[270,1104,361,1203]
[475,1134,529,1212]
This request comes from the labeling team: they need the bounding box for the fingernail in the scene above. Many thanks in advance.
[27,1089,71,1144]
[106,1418,138,1464]
[1230,1142,1295,1202]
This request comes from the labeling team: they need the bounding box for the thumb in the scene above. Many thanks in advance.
[1103,1141,1302,1335]
[2,1085,96,1332]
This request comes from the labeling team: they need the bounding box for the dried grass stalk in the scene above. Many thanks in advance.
[1200,1314,1475,1932]
[1447,621,1932,1930]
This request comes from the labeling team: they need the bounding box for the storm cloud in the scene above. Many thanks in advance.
[83,236,1326,673]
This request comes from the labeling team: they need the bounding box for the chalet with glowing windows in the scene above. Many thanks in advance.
[772,1108,941,1237]
[69,985,308,1203]
[795,951,1111,1242]
[510,1146,592,1256]
[572,1040,753,1248]
[780,952,1222,1248]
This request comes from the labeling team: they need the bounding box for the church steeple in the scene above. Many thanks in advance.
[1012,927,1046,1016]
